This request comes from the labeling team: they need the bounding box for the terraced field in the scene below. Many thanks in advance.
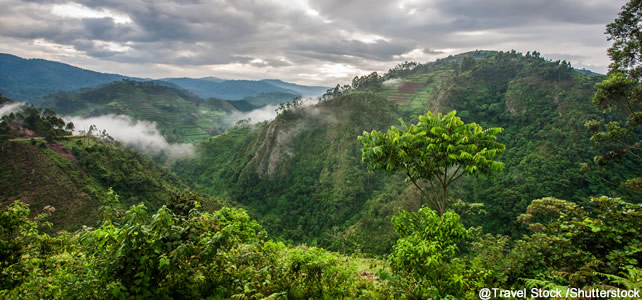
[379,68,454,115]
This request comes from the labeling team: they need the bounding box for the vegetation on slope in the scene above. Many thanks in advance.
[173,93,410,253]
[174,50,639,254]
[43,80,240,143]
[1,180,640,298]
[0,105,187,230]
[160,77,320,100]
[242,91,301,107]
[1,2,640,298]
[1,192,392,299]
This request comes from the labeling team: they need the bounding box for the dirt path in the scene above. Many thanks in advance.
[48,142,78,163]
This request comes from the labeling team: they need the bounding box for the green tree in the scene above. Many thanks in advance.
[586,0,641,191]
[358,111,505,214]
[516,196,642,288]
[387,208,486,298]
[64,121,74,133]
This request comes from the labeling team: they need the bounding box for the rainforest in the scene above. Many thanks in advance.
[0,1,641,299]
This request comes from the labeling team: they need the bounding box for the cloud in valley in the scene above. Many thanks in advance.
[229,97,322,125]
[0,102,25,116]
[0,0,628,86]
[66,114,194,159]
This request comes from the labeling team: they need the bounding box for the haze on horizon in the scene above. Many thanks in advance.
[0,0,626,86]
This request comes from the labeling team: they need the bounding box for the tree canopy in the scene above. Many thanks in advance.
[587,0,641,191]
[359,111,505,214]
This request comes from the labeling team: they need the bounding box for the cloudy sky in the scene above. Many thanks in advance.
[0,0,626,86]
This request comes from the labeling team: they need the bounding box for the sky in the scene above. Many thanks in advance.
[0,0,627,86]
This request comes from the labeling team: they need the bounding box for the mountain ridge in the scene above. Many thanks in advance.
[172,50,638,254]
[0,53,328,104]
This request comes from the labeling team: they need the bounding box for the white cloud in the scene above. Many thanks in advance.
[66,114,194,159]
[0,0,628,85]
[51,3,132,24]
[0,102,25,116]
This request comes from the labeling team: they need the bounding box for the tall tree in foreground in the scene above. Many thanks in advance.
[586,0,641,192]
[358,111,505,214]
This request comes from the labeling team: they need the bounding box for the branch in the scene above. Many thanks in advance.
[446,165,463,186]
[448,169,466,186]
[406,172,439,210]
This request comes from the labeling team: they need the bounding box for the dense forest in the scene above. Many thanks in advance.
[1,1,641,299]
[173,49,638,254]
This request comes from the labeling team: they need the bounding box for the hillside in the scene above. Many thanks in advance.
[0,106,189,230]
[259,79,328,96]
[161,77,327,101]
[173,50,639,254]
[43,80,240,143]
[0,53,133,104]
[242,91,301,106]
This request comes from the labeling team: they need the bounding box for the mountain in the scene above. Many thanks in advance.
[259,79,328,96]
[172,50,638,254]
[43,80,240,143]
[161,77,328,100]
[0,53,327,106]
[199,76,225,83]
[225,99,259,112]
[161,77,295,100]
[242,91,301,107]
[0,53,134,104]
[158,77,232,99]
[195,79,297,100]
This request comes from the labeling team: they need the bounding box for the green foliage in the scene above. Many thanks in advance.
[0,105,73,140]
[513,196,642,288]
[359,110,505,214]
[242,91,300,107]
[598,267,642,290]
[0,193,384,299]
[69,137,186,209]
[387,207,486,298]
[174,93,404,254]
[43,80,239,143]
[0,125,187,230]
[0,201,55,294]
[586,0,641,191]
[176,51,637,253]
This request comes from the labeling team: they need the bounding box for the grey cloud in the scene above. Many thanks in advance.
[436,0,621,28]
[293,39,415,62]
[0,0,627,85]
[423,48,445,55]
[81,18,132,41]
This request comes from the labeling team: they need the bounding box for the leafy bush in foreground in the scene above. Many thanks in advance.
[0,191,384,299]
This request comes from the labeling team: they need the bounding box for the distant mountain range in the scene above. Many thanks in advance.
[0,53,131,103]
[0,53,328,103]
[160,77,327,100]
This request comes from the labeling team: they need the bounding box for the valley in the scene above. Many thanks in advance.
[0,1,640,297]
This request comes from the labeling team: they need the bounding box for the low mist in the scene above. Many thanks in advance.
[382,78,401,86]
[228,96,321,125]
[0,102,25,116]
[66,114,194,159]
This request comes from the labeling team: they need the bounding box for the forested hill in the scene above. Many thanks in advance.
[0,53,132,104]
[161,77,327,100]
[0,105,189,230]
[173,50,639,254]
[43,80,241,143]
